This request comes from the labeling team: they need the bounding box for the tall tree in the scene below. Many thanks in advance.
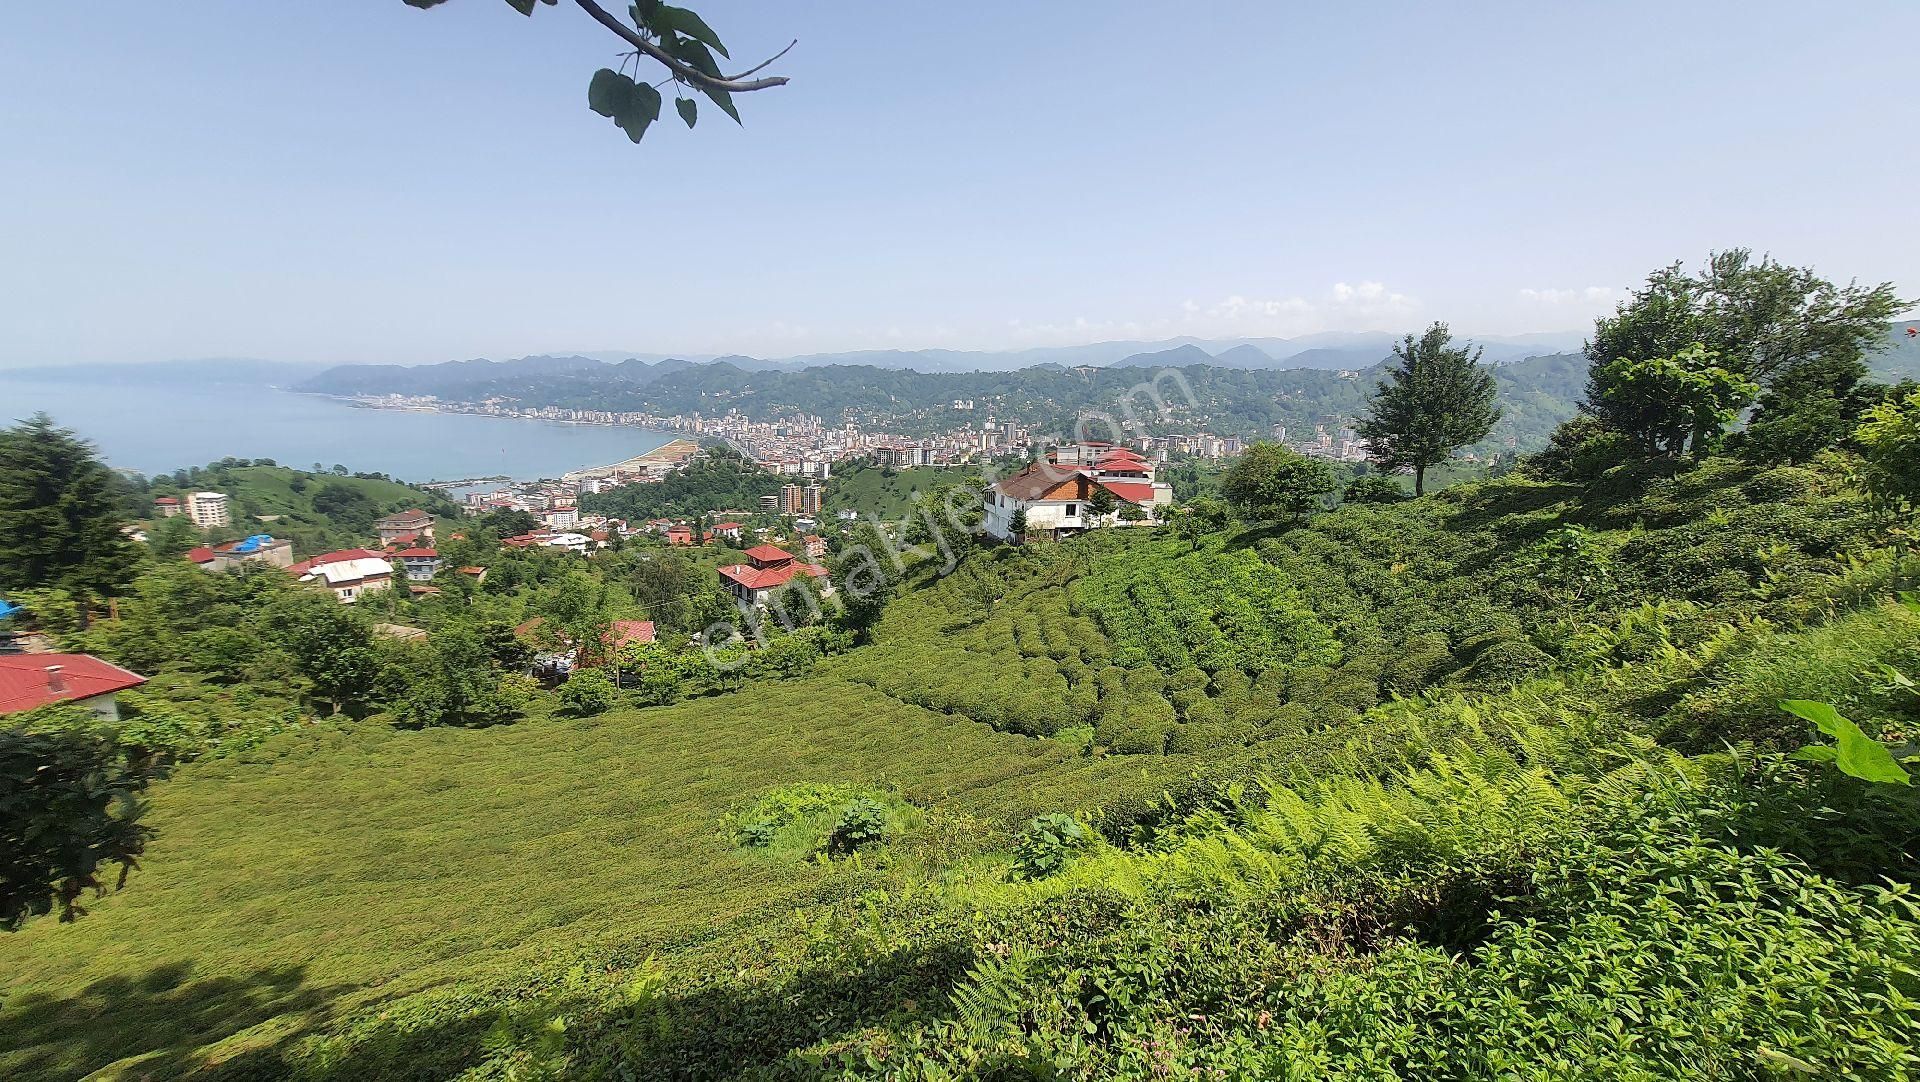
[0,415,138,619]
[1358,324,1502,496]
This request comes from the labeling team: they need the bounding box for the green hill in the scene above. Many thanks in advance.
[6,454,1920,1079]
[142,463,461,553]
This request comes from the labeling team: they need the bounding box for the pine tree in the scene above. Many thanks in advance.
[0,414,138,620]
[1358,324,1502,496]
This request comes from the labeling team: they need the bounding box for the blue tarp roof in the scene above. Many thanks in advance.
[229,534,275,554]
[0,599,21,620]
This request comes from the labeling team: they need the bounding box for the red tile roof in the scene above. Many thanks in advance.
[0,654,147,714]
[605,620,656,648]
[154,496,179,505]
[743,544,795,567]
[185,546,216,564]
[718,560,827,591]
[1100,481,1157,505]
[392,548,438,558]
[992,462,1095,502]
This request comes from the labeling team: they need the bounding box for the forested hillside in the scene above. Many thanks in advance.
[302,353,1587,449]
[133,461,461,555]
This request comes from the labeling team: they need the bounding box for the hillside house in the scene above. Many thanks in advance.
[375,508,435,546]
[154,495,182,517]
[391,547,441,582]
[0,654,147,721]
[289,549,395,603]
[717,544,832,608]
[982,449,1173,542]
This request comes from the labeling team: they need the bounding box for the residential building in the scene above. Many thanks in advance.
[391,547,442,582]
[188,534,295,572]
[982,458,1171,542]
[543,507,578,531]
[716,544,832,608]
[0,654,147,721]
[802,534,829,560]
[374,508,435,545]
[154,496,182,517]
[779,483,824,516]
[187,491,230,528]
[289,549,395,603]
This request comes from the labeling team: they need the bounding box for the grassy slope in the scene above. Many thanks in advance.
[8,455,1909,1079]
[148,465,456,550]
[0,678,1140,1081]
[822,466,980,521]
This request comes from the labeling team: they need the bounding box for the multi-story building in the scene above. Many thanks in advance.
[778,483,824,516]
[154,496,182,517]
[187,491,230,528]
[375,509,435,546]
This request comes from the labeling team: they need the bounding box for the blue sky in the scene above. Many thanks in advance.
[2,1,1915,366]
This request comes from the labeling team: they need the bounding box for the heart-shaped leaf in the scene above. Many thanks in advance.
[676,97,697,128]
[588,69,635,118]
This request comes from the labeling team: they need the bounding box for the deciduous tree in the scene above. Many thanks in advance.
[1220,443,1336,523]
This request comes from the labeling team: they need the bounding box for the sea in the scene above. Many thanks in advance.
[0,376,675,484]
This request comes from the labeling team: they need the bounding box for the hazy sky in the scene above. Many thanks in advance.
[3,1,1916,367]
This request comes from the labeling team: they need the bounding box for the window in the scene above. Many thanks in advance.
[1066,504,1078,517]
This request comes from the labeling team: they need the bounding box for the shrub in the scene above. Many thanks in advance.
[556,668,616,717]
[1459,640,1556,688]
[1011,813,1094,879]
[826,799,891,855]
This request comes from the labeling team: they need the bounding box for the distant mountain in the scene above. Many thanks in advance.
[1210,344,1277,369]
[1871,323,1920,380]
[1106,344,1216,369]
[290,327,1603,396]
[0,358,329,387]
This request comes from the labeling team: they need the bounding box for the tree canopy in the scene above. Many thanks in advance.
[1357,324,1502,495]
[0,414,137,613]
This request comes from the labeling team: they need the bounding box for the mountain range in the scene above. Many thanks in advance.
[289,331,1593,399]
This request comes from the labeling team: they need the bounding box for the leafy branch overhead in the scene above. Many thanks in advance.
[402,0,793,143]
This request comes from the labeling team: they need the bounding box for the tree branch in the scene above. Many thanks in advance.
[572,0,790,92]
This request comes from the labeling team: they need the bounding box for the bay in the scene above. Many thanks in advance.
[0,377,674,483]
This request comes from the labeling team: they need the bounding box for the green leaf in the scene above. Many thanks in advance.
[676,97,697,128]
[699,84,740,124]
[1790,745,1838,763]
[1779,699,1843,738]
[503,0,538,15]
[658,5,729,58]
[1782,699,1911,785]
[630,81,662,123]
[588,69,635,118]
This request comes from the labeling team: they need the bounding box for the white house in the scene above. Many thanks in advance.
[982,448,1172,542]
[289,549,395,603]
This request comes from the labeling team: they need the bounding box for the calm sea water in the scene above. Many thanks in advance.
[0,377,674,483]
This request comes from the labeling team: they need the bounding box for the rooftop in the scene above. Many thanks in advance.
[0,654,147,715]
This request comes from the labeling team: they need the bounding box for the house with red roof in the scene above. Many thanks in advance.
[288,549,394,604]
[982,456,1172,542]
[153,495,182,517]
[716,544,832,608]
[189,534,294,572]
[0,654,147,720]
[665,524,694,546]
